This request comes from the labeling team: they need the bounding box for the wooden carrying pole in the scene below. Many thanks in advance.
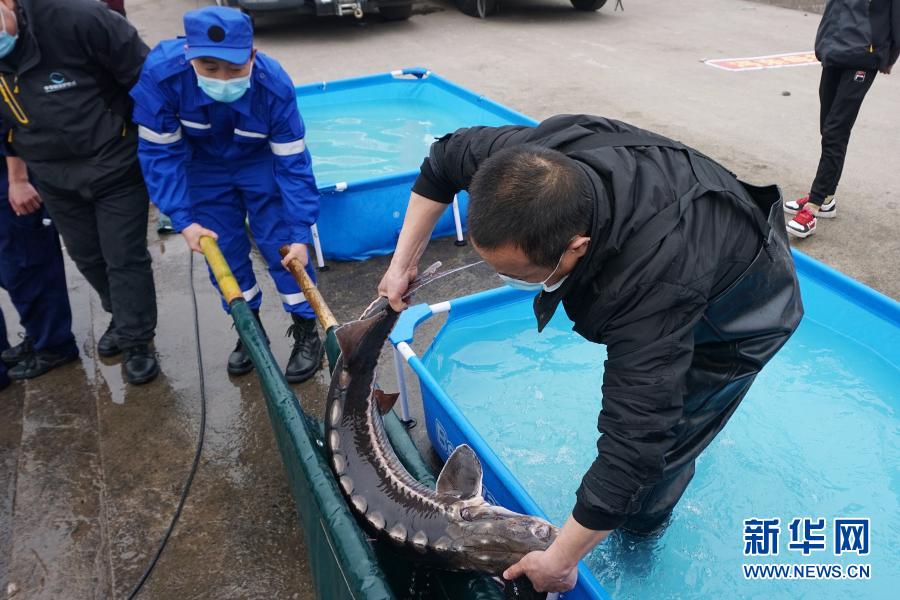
[278,246,338,332]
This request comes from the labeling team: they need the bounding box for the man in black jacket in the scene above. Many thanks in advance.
[785,0,898,238]
[0,0,158,383]
[379,115,803,593]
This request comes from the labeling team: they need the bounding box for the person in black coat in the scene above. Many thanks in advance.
[379,115,803,593]
[0,0,158,384]
[785,0,899,238]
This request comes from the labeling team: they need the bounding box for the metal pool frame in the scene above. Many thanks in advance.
[388,249,900,600]
[296,67,538,264]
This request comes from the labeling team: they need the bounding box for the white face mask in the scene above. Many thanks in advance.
[541,273,569,293]
[497,247,569,293]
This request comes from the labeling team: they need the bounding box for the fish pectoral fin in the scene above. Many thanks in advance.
[373,389,400,415]
[436,444,483,500]
[334,314,382,363]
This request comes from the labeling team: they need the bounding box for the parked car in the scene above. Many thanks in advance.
[456,0,609,18]
[216,0,413,22]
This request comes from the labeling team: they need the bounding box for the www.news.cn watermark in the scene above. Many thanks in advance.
[741,517,871,581]
[743,563,871,580]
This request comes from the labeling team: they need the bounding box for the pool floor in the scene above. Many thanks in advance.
[425,292,899,599]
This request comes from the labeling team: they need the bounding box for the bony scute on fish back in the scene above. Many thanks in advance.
[411,530,429,552]
[351,494,367,514]
[388,522,408,544]
[332,453,346,475]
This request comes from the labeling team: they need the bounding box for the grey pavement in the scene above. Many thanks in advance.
[1,1,897,599]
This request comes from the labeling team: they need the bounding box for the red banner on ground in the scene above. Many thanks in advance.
[704,51,820,71]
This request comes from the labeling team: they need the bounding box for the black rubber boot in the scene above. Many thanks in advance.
[97,319,121,358]
[8,347,79,380]
[227,338,253,375]
[227,310,267,375]
[284,315,323,383]
[123,344,159,385]
[1,335,33,367]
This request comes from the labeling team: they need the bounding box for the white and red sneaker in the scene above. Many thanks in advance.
[787,207,817,238]
[784,195,837,218]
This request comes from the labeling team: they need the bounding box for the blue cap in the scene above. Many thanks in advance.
[183,7,253,65]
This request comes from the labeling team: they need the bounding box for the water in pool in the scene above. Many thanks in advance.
[427,298,899,599]
[299,99,476,187]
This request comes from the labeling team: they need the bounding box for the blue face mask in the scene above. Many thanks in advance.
[195,68,251,103]
[0,8,19,60]
[496,236,585,293]
[497,249,569,293]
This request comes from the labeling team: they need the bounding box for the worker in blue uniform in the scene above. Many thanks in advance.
[0,153,78,382]
[131,6,323,382]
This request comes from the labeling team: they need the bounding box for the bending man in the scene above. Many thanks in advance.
[379,115,803,592]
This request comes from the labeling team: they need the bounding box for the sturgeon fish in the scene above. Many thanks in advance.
[325,264,559,596]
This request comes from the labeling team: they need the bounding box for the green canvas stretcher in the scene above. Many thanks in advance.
[203,238,502,599]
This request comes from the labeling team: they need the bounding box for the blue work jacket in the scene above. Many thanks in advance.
[130,39,319,243]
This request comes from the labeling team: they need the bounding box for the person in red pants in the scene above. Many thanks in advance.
[102,0,125,17]
[786,0,898,238]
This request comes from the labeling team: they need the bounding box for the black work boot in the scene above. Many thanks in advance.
[97,319,121,358]
[227,310,267,376]
[1,335,33,367]
[123,344,159,385]
[285,315,323,384]
[8,347,79,380]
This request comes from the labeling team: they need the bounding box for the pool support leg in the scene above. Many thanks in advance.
[452,195,467,246]
[310,223,329,271]
[392,345,416,428]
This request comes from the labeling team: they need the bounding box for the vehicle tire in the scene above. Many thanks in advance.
[570,0,607,10]
[241,8,257,28]
[380,4,413,20]
[456,0,498,18]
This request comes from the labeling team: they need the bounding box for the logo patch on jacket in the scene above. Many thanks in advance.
[853,70,867,83]
[44,72,77,93]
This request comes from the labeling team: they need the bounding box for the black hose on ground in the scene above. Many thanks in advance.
[126,252,207,599]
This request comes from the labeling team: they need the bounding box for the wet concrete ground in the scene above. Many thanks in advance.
[2,0,898,598]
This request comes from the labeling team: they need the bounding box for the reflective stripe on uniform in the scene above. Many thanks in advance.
[179,119,211,129]
[0,75,28,125]
[269,138,306,156]
[242,284,261,301]
[138,125,183,144]
[280,291,307,305]
[234,128,267,139]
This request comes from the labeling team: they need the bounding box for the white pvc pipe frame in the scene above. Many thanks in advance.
[391,301,451,422]
[310,194,465,270]
[309,223,326,270]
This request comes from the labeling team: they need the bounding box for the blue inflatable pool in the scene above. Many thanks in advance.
[389,251,899,599]
[296,68,536,261]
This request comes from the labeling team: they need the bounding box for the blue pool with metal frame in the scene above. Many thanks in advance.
[295,68,536,262]
[389,250,899,599]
